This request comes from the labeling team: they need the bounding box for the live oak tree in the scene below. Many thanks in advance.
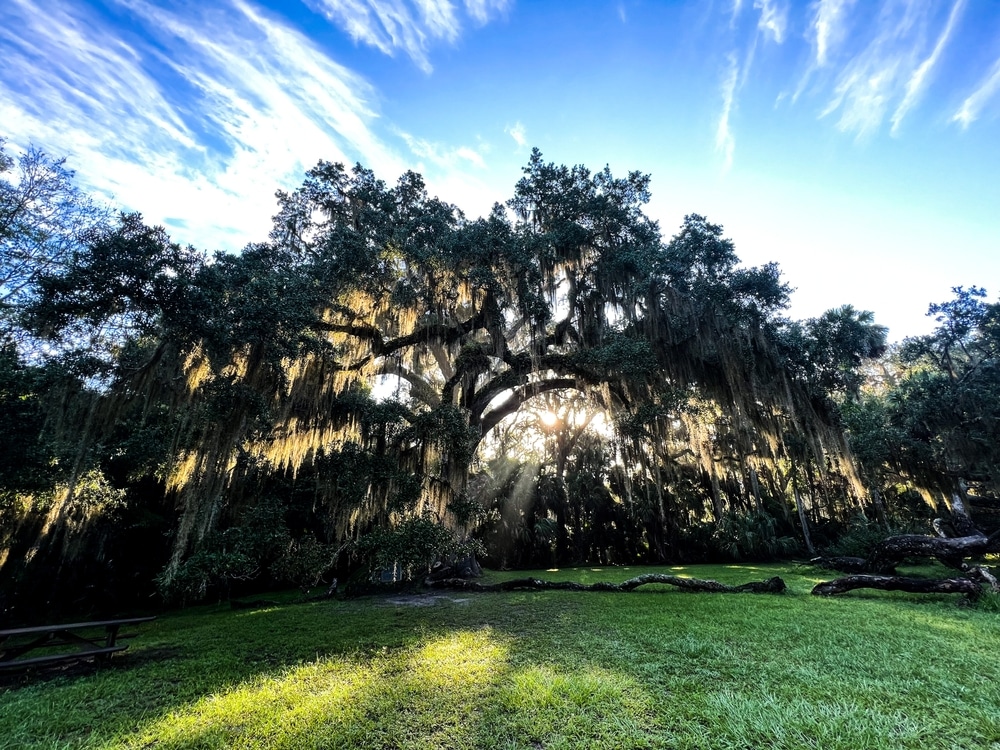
[9,149,896,598]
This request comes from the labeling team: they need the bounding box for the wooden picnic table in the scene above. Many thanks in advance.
[0,616,156,671]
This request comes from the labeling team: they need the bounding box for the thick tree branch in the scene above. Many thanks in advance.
[430,343,455,380]
[378,361,441,407]
[478,378,582,436]
[316,309,487,357]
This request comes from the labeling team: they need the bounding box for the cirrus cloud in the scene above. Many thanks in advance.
[303,0,512,73]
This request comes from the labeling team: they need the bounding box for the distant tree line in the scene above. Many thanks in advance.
[1,138,997,619]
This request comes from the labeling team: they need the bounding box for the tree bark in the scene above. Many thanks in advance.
[425,573,786,594]
[870,486,890,531]
[867,532,1000,573]
[811,575,982,599]
[427,555,482,581]
[793,480,815,555]
[811,530,1000,574]
[949,482,980,537]
[748,467,763,514]
[709,464,725,523]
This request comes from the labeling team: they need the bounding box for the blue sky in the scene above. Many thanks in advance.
[2,0,998,340]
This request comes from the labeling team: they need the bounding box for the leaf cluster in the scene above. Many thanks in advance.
[354,513,484,579]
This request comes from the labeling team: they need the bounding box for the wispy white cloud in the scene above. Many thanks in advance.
[754,0,787,44]
[303,0,447,73]
[821,57,903,139]
[730,0,743,28]
[505,121,527,148]
[811,0,856,67]
[817,0,968,139]
[455,146,486,168]
[0,0,197,156]
[891,0,965,135]
[395,131,501,215]
[463,0,511,26]
[713,0,784,171]
[0,0,406,251]
[398,131,485,169]
[952,55,1000,128]
[715,54,739,170]
[417,0,462,39]
[788,0,855,104]
[305,0,509,73]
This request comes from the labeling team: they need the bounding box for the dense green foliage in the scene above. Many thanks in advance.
[841,286,1000,522]
[2,564,999,749]
[1,138,998,617]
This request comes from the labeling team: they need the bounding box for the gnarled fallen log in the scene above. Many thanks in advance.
[810,530,1000,575]
[426,574,786,594]
[811,575,982,599]
[867,533,1000,573]
[810,499,1000,597]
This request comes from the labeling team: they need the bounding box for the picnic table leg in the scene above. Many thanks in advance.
[105,624,124,648]
[97,624,122,662]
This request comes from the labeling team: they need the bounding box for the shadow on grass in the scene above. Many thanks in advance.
[115,626,662,749]
[2,564,999,749]
[0,644,185,692]
[0,594,664,748]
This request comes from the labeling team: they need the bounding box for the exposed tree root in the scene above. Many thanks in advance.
[425,573,786,594]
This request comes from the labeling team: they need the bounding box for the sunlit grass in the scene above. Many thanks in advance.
[122,629,507,749]
[1,563,999,749]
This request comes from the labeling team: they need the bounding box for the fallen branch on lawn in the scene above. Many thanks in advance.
[867,532,1000,573]
[811,575,983,599]
[810,531,1000,575]
[425,573,786,594]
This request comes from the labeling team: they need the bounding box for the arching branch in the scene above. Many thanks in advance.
[478,378,583,435]
[378,361,441,407]
[316,309,488,357]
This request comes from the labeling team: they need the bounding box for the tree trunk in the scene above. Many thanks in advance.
[793,478,815,555]
[709,465,725,523]
[949,481,980,537]
[812,531,1000,574]
[870,486,890,531]
[427,554,482,581]
[748,467,763,514]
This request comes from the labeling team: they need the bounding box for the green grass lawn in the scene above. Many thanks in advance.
[2,563,999,749]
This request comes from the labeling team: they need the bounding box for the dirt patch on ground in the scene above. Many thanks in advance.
[381,594,470,607]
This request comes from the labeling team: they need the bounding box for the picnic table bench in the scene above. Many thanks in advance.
[0,616,156,671]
